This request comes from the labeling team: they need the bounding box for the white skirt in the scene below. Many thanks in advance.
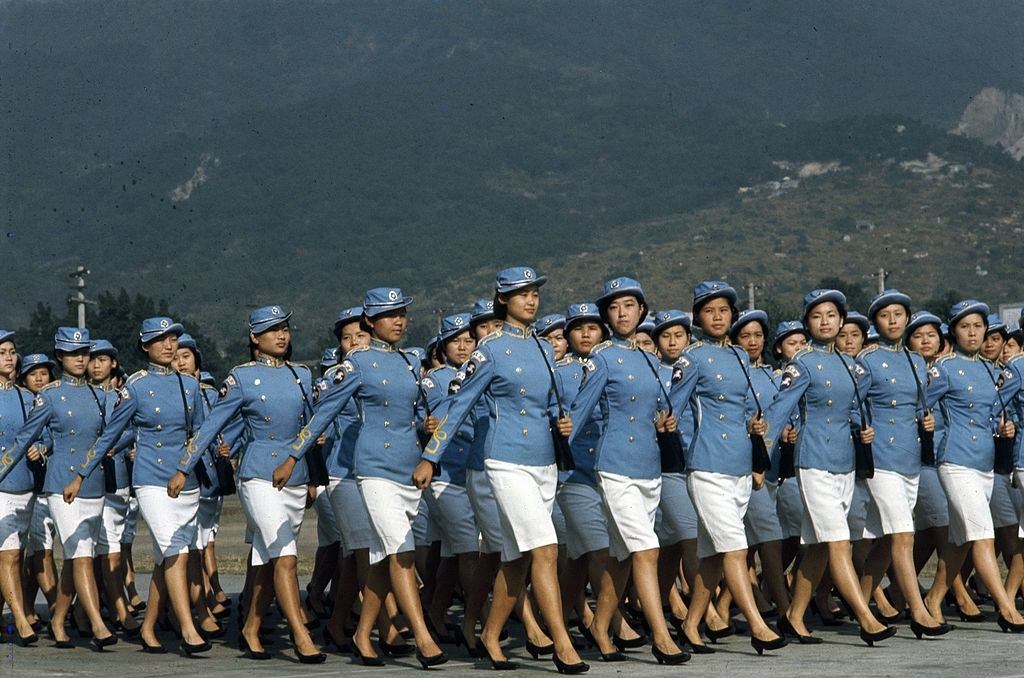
[98,488,131,555]
[989,473,1019,529]
[598,471,661,561]
[26,495,55,555]
[484,459,557,562]
[0,491,34,552]
[48,493,104,559]
[122,496,139,544]
[772,480,804,539]
[314,484,341,547]
[466,468,503,556]
[939,463,994,546]
[846,479,872,542]
[556,482,609,560]
[136,486,199,566]
[655,472,698,545]
[744,483,783,546]
[864,469,919,537]
[688,471,751,559]
[196,496,223,549]
[358,477,422,565]
[329,478,376,553]
[914,465,949,530]
[427,480,480,557]
[238,479,306,566]
[798,468,855,545]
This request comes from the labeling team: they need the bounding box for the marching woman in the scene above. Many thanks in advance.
[288,290,445,669]
[170,306,326,663]
[854,291,950,638]
[567,278,688,664]
[416,267,587,673]
[670,282,787,656]
[763,289,894,646]
[72,318,216,655]
[0,331,41,645]
[920,301,1024,631]
[9,328,117,649]
[730,310,791,617]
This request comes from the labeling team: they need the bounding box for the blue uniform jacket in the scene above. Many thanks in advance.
[569,337,666,480]
[764,342,859,473]
[855,342,928,475]
[181,357,313,486]
[669,340,757,476]
[425,324,558,468]
[0,383,42,492]
[1001,354,1024,468]
[556,355,601,485]
[291,340,424,486]
[422,365,473,486]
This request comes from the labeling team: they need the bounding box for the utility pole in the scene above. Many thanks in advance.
[747,283,756,311]
[68,266,96,328]
[877,268,887,294]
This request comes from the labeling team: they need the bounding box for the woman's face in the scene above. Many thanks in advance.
[503,286,540,325]
[0,342,16,380]
[22,366,51,394]
[605,295,643,338]
[908,325,942,360]
[543,328,567,361]
[634,331,656,354]
[778,333,808,361]
[145,333,179,367]
[656,325,690,362]
[59,349,90,378]
[338,321,371,356]
[735,321,765,362]
[473,318,503,341]
[251,323,291,359]
[806,302,842,344]
[698,298,733,340]
[875,304,908,342]
[568,321,604,357]
[835,324,864,356]
[953,313,986,353]
[1002,337,1021,363]
[172,348,196,376]
[981,330,1006,361]
[366,310,407,345]
[444,330,476,367]
[89,354,116,383]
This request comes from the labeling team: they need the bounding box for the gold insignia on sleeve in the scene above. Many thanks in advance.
[290,427,312,451]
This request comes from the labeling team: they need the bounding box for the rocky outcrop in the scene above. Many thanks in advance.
[954,87,1024,160]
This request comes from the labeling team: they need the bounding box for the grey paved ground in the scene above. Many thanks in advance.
[5,571,1024,677]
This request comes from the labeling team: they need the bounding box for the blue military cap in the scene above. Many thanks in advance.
[844,310,871,334]
[425,334,442,360]
[596,277,646,309]
[729,309,769,342]
[906,310,943,337]
[692,281,738,314]
[637,312,656,335]
[868,289,912,321]
[564,302,605,333]
[405,346,427,363]
[320,347,339,368]
[1009,323,1024,345]
[89,339,118,358]
[176,333,197,351]
[363,288,412,317]
[139,317,185,344]
[653,309,692,337]
[440,313,474,342]
[249,305,292,334]
[54,327,90,353]
[494,266,547,294]
[470,298,496,323]
[866,325,880,343]
[333,306,363,334]
[18,353,55,378]
[535,314,566,337]
[0,329,13,346]
[774,320,808,344]
[199,371,216,386]
[948,299,989,330]
[803,289,847,320]
[985,313,1008,337]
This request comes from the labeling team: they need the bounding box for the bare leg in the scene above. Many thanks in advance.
[758,540,791,614]
[98,552,139,630]
[241,562,273,653]
[784,544,827,637]
[70,557,113,640]
[681,554,723,648]
[0,550,34,637]
[722,549,779,641]
[272,554,321,655]
[480,556,527,663]
[971,539,1024,623]
[388,552,443,655]
[590,554,630,655]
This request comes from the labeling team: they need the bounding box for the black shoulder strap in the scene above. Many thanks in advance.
[284,363,315,424]
[173,372,194,438]
[836,352,871,427]
[530,335,565,418]
[981,360,1010,419]
[16,387,28,422]
[86,384,107,436]
[396,350,432,416]
[637,349,674,416]
[901,347,930,415]
[727,345,763,417]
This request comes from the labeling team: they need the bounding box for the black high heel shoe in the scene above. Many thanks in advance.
[179,638,213,656]
[198,623,227,640]
[352,640,385,666]
[13,632,38,647]
[703,622,735,643]
[910,620,952,639]
[297,647,328,664]
[680,626,715,655]
[859,625,897,646]
[239,635,271,660]
[482,646,517,670]
[575,621,595,648]
[778,615,822,645]
[750,633,788,656]
[552,653,590,674]
[142,639,167,654]
[90,634,118,652]
[809,599,844,627]
[416,649,448,669]
[525,639,555,659]
[876,609,904,624]
[957,609,986,623]
[612,633,647,651]
[379,638,415,656]
[121,625,142,640]
[47,625,74,650]
[652,645,690,665]
[997,615,1024,633]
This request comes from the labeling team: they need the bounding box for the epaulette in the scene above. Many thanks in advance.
[126,369,148,385]
[426,365,450,376]
[791,345,814,362]
[590,340,613,355]
[856,344,879,360]
[935,353,955,365]
[478,331,502,347]
[555,355,574,367]
[39,381,61,393]
[1008,353,1024,365]
[233,361,259,370]
[200,382,219,391]
[680,340,703,355]
[347,345,372,356]
[286,360,311,372]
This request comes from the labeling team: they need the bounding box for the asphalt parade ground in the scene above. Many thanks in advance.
[5,499,1023,677]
